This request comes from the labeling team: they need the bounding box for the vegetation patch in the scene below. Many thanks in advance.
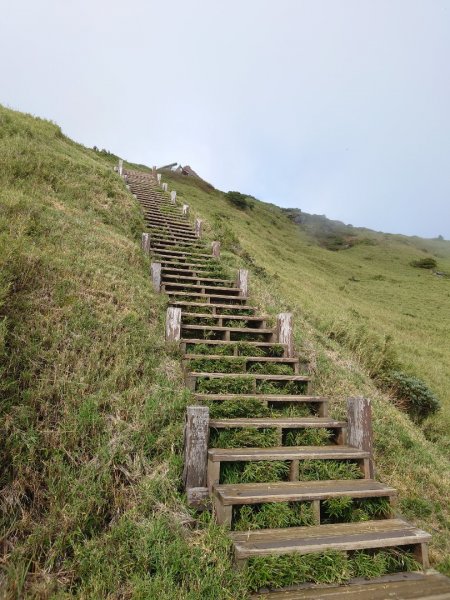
[233,502,315,530]
[196,376,254,394]
[190,357,247,373]
[284,428,332,446]
[221,461,290,484]
[225,191,254,211]
[379,370,440,421]
[209,428,279,448]
[298,460,363,481]
[410,257,437,269]
[322,496,392,523]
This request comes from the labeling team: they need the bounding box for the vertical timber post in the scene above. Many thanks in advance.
[157,173,162,184]
[152,165,157,179]
[150,262,162,292]
[347,397,374,479]
[166,306,181,341]
[182,204,190,217]
[236,269,249,297]
[277,312,294,357]
[162,182,168,192]
[195,218,203,238]
[141,232,151,254]
[170,190,177,204]
[118,159,123,176]
[183,406,210,506]
[211,241,221,258]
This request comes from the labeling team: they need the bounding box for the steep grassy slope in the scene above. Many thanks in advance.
[0,105,449,598]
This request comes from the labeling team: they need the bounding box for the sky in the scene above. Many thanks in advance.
[1,0,450,238]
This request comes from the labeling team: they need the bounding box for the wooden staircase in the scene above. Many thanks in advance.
[121,166,450,598]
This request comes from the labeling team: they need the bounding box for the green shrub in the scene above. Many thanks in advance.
[379,370,440,421]
[225,191,253,211]
[410,257,437,269]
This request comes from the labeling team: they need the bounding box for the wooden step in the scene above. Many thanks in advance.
[185,355,300,373]
[167,291,248,302]
[231,518,431,569]
[182,312,268,327]
[165,282,240,294]
[209,416,345,432]
[164,274,234,285]
[186,372,310,393]
[181,325,274,342]
[174,302,257,314]
[250,571,450,600]
[195,393,326,411]
[207,445,370,489]
[213,479,396,526]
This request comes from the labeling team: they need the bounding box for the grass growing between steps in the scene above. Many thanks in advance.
[245,548,421,591]
[206,399,315,419]
[209,427,332,448]
[233,502,316,530]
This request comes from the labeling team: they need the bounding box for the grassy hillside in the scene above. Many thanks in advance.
[0,105,449,597]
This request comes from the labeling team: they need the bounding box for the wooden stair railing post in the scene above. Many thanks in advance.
[277,312,294,357]
[150,262,162,292]
[183,406,210,506]
[152,165,157,179]
[118,159,123,176]
[211,241,220,258]
[166,306,182,341]
[170,190,177,204]
[236,269,249,297]
[157,173,162,184]
[347,397,374,479]
[162,182,168,192]
[182,204,190,216]
[194,218,203,238]
[141,232,151,254]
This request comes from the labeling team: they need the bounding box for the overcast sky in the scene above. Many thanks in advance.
[2,0,450,238]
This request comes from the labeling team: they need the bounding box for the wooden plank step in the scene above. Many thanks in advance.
[213,479,395,526]
[231,519,431,567]
[153,253,212,264]
[165,283,240,293]
[167,291,248,302]
[189,372,309,382]
[185,355,297,364]
[182,325,272,334]
[174,302,257,313]
[164,275,234,285]
[209,417,344,430]
[208,445,370,489]
[208,445,370,463]
[151,248,212,259]
[195,393,324,403]
[251,571,450,599]
[215,478,395,507]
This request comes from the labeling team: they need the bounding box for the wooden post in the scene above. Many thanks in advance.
[277,312,294,357]
[347,397,374,478]
[211,241,220,258]
[183,406,210,498]
[194,218,203,238]
[170,190,177,204]
[141,232,151,254]
[157,173,162,184]
[162,182,168,192]
[166,306,181,341]
[150,262,162,292]
[152,166,157,179]
[236,269,249,297]
[118,159,123,176]
[182,204,190,216]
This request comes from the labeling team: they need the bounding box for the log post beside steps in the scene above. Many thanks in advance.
[182,204,190,216]
[195,218,203,238]
[150,262,162,292]
[347,397,374,479]
[183,406,210,506]
[277,312,294,357]
[236,269,249,297]
[211,241,220,258]
[157,173,161,183]
[118,159,123,176]
[162,182,168,192]
[170,190,177,204]
[141,232,151,254]
[166,306,181,341]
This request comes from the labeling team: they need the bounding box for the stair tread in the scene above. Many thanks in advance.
[209,417,344,428]
[195,393,323,401]
[183,325,273,333]
[214,479,396,504]
[190,372,309,381]
[184,340,280,347]
[208,444,369,461]
[231,518,431,557]
[251,572,450,599]
[185,354,297,361]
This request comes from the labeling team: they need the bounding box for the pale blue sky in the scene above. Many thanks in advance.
[2,0,450,238]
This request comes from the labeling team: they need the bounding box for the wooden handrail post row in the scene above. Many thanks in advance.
[347,397,375,478]
[170,190,177,204]
[182,204,190,217]
[183,406,210,506]
[277,312,294,357]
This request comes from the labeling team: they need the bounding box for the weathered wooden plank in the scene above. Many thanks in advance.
[165,306,182,341]
[150,262,162,292]
[347,397,374,478]
[208,445,369,462]
[277,313,294,357]
[186,486,209,508]
[183,407,210,493]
